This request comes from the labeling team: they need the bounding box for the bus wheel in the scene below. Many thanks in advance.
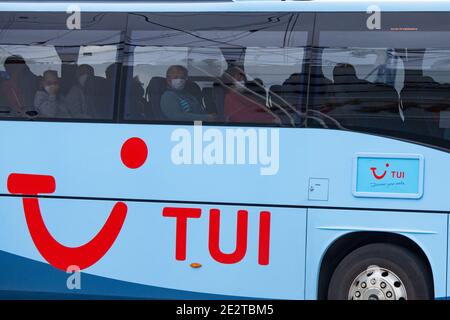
[327,243,432,300]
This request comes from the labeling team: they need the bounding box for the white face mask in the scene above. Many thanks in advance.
[78,74,89,86]
[171,78,186,90]
[234,80,246,92]
[44,85,57,94]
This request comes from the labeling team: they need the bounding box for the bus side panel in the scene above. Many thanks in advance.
[0,197,307,299]
[305,209,448,300]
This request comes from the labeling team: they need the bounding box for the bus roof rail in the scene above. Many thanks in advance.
[0,0,316,2]
[0,0,316,1]
[232,0,312,1]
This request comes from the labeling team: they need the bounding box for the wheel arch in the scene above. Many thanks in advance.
[317,231,434,300]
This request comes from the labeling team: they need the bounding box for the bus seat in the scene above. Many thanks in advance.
[211,82,226,121]
[85,76,113,119]
[202,87,217,114]
[269,74,307,114]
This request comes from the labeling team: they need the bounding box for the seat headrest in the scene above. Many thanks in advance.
[333,64,360,84]
[283,73,304,85]
[148,76,167,94]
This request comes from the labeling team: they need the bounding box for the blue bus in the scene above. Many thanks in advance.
[0,0,449,300]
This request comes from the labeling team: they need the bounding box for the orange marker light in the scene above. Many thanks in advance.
[190,262,202,269]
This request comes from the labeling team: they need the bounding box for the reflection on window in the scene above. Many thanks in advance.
[309,32,450,150]
[124,44,306,127]
[320,48,405,93]
[124,11,308,126]
[245,48,304,88]
[245,47,305,126]
[78,45,119,78]
[0,45,62,75]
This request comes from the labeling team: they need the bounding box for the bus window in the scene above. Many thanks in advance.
[0,12,126,121]
[310,12,450,151]
[244,47,306,126]
[310,46,404,133]
[123,12,313,126]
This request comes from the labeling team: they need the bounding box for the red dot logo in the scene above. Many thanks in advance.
[121,137,148,169]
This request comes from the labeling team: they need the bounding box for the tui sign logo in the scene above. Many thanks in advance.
[353,153,424,199]
[370,163,405,181]
[7,137,271,271]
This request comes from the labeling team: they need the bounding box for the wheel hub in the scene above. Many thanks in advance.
[348,265,407,300]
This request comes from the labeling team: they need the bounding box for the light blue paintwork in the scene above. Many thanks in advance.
[0,197,307,299]
[1,122,448,212]
[305,209,448,299]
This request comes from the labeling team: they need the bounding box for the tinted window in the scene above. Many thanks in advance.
[309,12,450,151]
[123,13,313,126]
[0,12,126,121]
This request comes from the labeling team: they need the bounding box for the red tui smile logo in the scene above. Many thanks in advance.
[370,163,389,180]
[6,137,148,271]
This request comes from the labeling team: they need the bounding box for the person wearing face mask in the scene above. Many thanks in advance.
[160,65,214,121]
[65,64,95,118]
[33,70,70,118]
[222,66,280,124]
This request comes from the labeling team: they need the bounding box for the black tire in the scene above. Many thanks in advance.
[327,243,433,300]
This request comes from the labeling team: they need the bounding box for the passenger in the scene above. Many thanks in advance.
[223,66,280,124]
[1,55,38,116]
[332,63,364,86]
[326,63,370,111]
[160,65,214,121]
[65,64,95,118]
[33,70,70,118]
